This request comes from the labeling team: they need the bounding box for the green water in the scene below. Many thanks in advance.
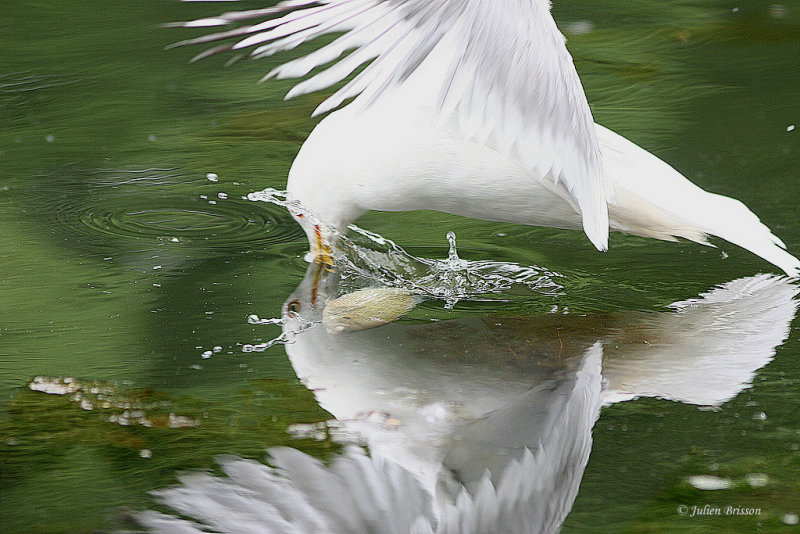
[2,1,800,532]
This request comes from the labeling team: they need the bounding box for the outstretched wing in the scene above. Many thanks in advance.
[172,0,610,250]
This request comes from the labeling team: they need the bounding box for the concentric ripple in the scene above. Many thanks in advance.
[31,170,304,254]
[73,199,303,253]
[72,201,293,247]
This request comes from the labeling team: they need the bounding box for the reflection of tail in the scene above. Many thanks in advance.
[600,125,800,276]
[603,274,799,406]
[137,346,604,534]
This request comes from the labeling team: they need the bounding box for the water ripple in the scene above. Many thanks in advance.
[30,170,304,254]
[71,201,289,248]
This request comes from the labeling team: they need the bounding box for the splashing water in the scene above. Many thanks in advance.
[445,231,462,266]
[242,312,317,353]
[246,314,283,326]
[248,188,563,308]
[337,227,563,308]
[248,188,321,227]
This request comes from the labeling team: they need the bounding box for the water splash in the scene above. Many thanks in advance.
[338,227,563,308]
[248,188,563,308]
[241,312,317,353]
[445,231,461,265]
[246,314,283,326]
[248,187,322,227]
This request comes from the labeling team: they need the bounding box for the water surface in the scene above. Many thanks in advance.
[2,1,800,532]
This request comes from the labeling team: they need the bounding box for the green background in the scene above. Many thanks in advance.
[1,1,800,532]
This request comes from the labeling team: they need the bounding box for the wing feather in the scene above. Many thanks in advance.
[172,0,611,250]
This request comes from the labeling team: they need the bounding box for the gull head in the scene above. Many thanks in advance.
[247,183,347,266]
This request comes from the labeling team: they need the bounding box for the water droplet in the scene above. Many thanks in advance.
[247,314,283,325]
[446,231,459,264]
[206,173,219,182]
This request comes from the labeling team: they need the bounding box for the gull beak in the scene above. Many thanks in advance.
[312,224,335,270]
[290,208,336,269]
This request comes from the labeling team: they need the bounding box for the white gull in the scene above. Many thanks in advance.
[174,0,800,275]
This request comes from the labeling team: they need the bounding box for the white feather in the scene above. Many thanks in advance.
[173,0,800,274]
[598,125,800,277]
[175,0,611,250]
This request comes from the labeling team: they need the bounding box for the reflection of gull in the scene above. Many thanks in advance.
[139,349,602,534]
[603,275,800,406]
[137,270,797,532]
[175,1,799,274]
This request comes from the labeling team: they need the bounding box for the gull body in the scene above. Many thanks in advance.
[291,88,800,275]
[178,0,800,275]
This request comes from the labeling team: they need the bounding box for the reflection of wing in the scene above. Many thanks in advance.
[137,345,603,534]
[603,275,799,406]
[138,446,434,534]
[438,343,603,534]
[174,0,610,250]
[443,343,602,487]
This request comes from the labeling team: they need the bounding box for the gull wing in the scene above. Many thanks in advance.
[172,0,610,250]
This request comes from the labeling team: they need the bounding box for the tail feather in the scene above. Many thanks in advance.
[691,193,800,277]
[598,124,800,277]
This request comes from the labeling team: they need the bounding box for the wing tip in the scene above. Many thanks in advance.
[587,230,609,252]
[582,199,610,252]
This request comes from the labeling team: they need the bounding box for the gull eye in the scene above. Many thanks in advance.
[287,300,301,314]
